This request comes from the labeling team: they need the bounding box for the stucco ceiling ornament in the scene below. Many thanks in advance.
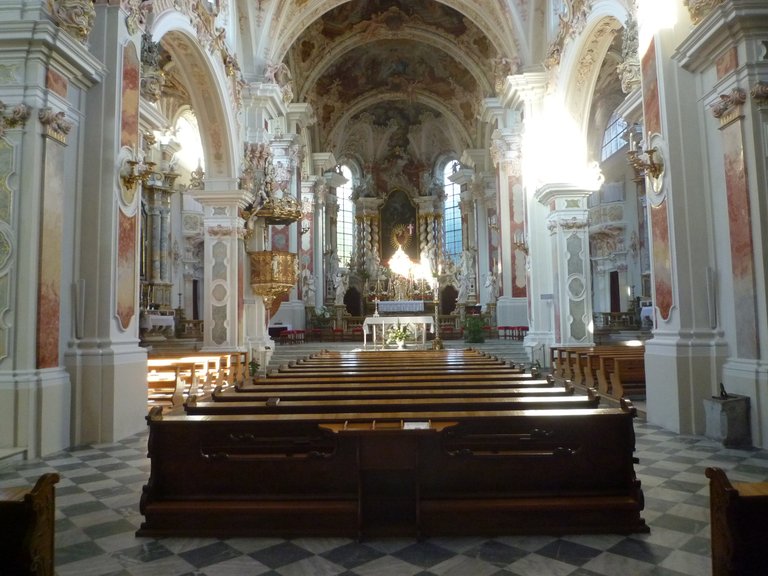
[617,11,641,94]
[123,0,149,36]
[684,0,725,25]
[48,0,96,45]
[140,31,166,103]
[545,0,593,69]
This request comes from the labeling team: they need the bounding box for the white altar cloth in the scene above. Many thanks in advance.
[363,315,435,349]
[377,300,424,313]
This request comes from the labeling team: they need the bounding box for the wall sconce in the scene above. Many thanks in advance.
[488,214,499,231]
[121,156,156,191]
[627,132,664,191]
[301,221,310,235]
[513,231,529,255]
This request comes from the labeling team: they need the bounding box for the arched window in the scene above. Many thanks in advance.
[336,165,354,267]
[443,161,462,263]
[600,113,628,161]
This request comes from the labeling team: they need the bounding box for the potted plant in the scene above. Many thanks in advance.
[386,323,412,349]
[464,315,485,343]
[249,359,260,381]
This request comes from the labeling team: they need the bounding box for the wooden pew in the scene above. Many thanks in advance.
[138,403,647,539]
[582,347,645,389]
[595,354,646,399]
[0,472,59,576]
[213,384,572,402]
[706,467,768,576]
[609,357,646,399]
[253,371,548,385]
[184,390,599,415]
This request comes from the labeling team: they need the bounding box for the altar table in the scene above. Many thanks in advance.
[363,315,435,349]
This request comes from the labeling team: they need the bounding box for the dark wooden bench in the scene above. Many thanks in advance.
[706,467,768,576]
[213,384,572,402]
[0,472,59,576]
[138,402,646,539]
[235,377,555,394]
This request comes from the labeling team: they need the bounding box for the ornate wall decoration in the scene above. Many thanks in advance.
[711,88,747,122]
[48,0,95,45]
[545,0,593,69]
[750,81,768,105]
[684,0,725,25]
[0,102,31,139]
[617,11,640,94]
[38,108,72,144]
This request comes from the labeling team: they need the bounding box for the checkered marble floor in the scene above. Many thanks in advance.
[2,418,768,575]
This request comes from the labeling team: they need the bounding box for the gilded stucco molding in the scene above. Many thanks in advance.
[39,108,73,144]
[684,0,725,25]
[48,0,95,45]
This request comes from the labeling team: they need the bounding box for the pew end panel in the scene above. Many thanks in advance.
[706,466,768,576]
[0,472,60,576]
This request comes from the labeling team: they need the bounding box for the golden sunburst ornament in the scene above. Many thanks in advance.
[390,223,413,250]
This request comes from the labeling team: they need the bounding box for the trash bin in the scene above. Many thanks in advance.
[703,392,751,448]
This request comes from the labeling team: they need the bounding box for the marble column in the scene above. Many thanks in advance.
[534,185,594,347]
[192,190,250,352]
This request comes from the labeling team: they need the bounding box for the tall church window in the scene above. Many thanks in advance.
[336,165,354,267]
[443,161,462,263]
[601,113,628,161]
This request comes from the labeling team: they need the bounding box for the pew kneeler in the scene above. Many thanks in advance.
[706,467,768,576]
[0,472,60,576]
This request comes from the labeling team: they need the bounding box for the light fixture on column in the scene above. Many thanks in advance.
[120,153,156,191]
[488,214,499,231]
[513,231,529,255]
[627,131,664,190]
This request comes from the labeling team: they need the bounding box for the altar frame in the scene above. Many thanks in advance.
[362,315,435,349]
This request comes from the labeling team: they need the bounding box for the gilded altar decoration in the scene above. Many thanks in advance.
[48,0,95,45]
[249,249,298,310]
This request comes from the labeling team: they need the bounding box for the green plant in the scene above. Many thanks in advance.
[386,323,412,343]
[249,359,260,376]
[464,315,485,343]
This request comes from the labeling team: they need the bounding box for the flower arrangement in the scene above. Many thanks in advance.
[313,305,332,326]
[386,322,412,344]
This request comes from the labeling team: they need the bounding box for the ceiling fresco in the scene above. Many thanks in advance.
[284,0,503,171]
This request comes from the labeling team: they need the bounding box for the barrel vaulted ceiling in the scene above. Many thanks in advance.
[264,0,534,177]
